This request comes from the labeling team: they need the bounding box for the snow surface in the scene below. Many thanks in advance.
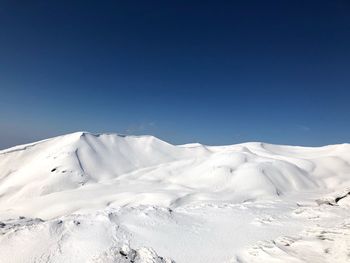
[0,132,350,262]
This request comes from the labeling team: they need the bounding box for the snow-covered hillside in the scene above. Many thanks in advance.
[0,132,350,262]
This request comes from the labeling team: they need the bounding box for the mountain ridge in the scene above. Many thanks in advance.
[0,131,350,219]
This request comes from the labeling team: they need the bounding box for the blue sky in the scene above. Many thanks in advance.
[1,1,350,149]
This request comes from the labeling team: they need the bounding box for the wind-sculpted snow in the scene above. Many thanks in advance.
[0,132,350,219]
[234,194,350,263]
[0,132,350,262]
[0,213,174,263]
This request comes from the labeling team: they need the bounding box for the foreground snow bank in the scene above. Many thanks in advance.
[235,220,350,263]
[235,195,350,263]
[92,245,174,263]
[0,212,174,263]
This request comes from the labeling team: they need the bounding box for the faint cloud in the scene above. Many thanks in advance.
[0,123,52,150]
[124,121,156,134]
[297,125,311,132]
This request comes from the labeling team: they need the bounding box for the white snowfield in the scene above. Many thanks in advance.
[0,132,350,263]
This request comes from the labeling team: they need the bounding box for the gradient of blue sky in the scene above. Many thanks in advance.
[1,0,350,149]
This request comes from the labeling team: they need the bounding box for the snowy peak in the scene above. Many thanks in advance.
[0,132,350,219]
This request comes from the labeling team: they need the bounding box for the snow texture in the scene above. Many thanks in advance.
[0,132,350,262]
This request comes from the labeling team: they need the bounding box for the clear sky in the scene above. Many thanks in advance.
[1,1,350,149]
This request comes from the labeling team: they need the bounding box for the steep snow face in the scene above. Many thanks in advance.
[0,132,209,216]
[0,132,350,219]
[0,131,204,189]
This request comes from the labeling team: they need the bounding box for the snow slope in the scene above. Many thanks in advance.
[0,132,350,262]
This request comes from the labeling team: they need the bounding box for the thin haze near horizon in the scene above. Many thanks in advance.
[1,1,350,149]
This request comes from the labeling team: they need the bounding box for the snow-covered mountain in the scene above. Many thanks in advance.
[0,132,350,263]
